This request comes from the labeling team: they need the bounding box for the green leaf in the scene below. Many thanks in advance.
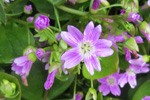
[82,47,118,79]
[12,61,74,100]
[0,3,6,24]
[0,72,21,100]
[0,23,35,63]
[132,80,150,100]
[47,75,74,100]
[97,92,103,100]
[47,0,66,6]
[119,55,129,70]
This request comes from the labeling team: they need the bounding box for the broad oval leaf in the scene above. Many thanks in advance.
[0,3,6,24]
[0,23,35,63]
[132,80,150,100]
[82,47,118,79]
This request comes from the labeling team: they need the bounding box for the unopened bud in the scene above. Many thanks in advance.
[139,21,150,35]
[27,52,37,62]
[85,88,97,100]
[124,37,139,52]
[143,55,149,62]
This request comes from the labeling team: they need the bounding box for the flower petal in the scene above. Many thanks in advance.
[84,56,94,75]
[134,36,143,43]
[124,47,131,61]
[44,69,58,90]
[94,39,112,48]
[83,21,94,41]
[128,75,137,88]
[68,25,83,42]
[110,85,121,96]
[61,30,82,47]
[89,24,102,44]
[118,73,128,88]
[99,84,110,96]
[114,35,125,42]
[62,48,83,69]
[95,48,114,57]
[14,56,28,65]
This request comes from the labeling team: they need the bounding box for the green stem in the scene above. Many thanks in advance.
[91,79,93,88]
[73,75,77,100]
[27,27,31,45]
[98,4,123,11]
[56,5,88,16]
[44,90,48,100]
[49,26,61,32]
[53,6,62,31]
[9,18,27,25]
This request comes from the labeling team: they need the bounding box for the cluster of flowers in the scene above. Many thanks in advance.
[10,0,150,99]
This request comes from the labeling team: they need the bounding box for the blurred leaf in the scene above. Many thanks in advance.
[97,92,103,100]
[0,72,21,100]
[0,23,35,63]
[82,47,119,79]
[0,3,6,24]
[12,61,74,100]
[119,55,129,70]
[47,75,74,100]
[129,79,150,100]
[12,61,47,100]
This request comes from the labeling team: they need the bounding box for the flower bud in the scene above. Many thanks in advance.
[143,55,149,62]
[59,39,68,50]
[23,46,36,55]
[24,5,32,14]
[101,0,110,6]
[36,48,45,61]
[139,21,150,35]
[34,15,50,30]
[0,80,17,98]
[27,17,34,22]
[124,37,139,52]
[67,0,76,5]
[85,88,97,100]
[126,12,140,22]
[90,0,100,14]
[139,21,150,42]
[127,23,136,36]
[27,52,37,62]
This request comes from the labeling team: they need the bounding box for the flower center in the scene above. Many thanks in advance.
[127,68,135,76]
[107,76,116,86]
[78,41,95,57]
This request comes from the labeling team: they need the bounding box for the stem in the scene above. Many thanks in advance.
[49,26,61,32]
[44,90,48,100]
[73,75,77,100]
[91,79,93,88]
[98,4,123,11]
[27,27,31,45]
[56,5,88,16]
[53,6,62,31]
[9,18,27,25]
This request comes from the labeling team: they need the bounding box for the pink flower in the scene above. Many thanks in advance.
[98,72,121,96]
[36,49,45,61]
[44,69,58,90]
[24,5,32,14]
[27,17,34,22]
[42,51,51,70]
[72,93,83,100]
[119,55,149,88]
[142,96,150,100]
[34,15,50,30]
[11,48,37,79]
[61,21,114,75]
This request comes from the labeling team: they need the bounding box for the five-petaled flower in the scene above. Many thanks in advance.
[61,21,114,75]
[98,72,121,96]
